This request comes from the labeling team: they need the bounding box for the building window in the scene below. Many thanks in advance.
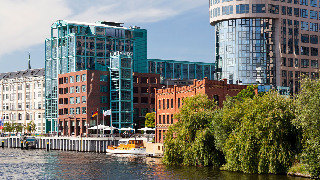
[288,58,294,67]
[70,76,74,83]
[222,5,233,15]
[282,57,286,66]
[163,99,165,109]
[301,59,309,68]
[76,107,80,114]
[18,103,22,110]
[236,4,249,14]
[171,99,173,108]
[162,115,165,124]
[167,99,169,109]
[82,96,86,103]
[76,86,80,93]
[171,114,173,124]
[159,100,161,109]
[178,98,180,108]
[100,75,108,82]
[100,96,108,103]
[310,35,318,44]
[295,59,300,67]
[70,87,74,93]
[252,4,266,13]
[82,74,86,82]
[18,93,22,100]
[311,48,318,56]
[70,108,74,114]
[159,115,161,124]
[300,9,308,18]
[70,97,74,104]
[82,107,86,114]
[311,60,318,68]
[167,115,169,124]
[76,97,80,104]
[76,75,80,82]
[213,95,219,106]
[301,34,309,43]
[82,85,86,92]
[301,46,309,56]
[268,4,279,14]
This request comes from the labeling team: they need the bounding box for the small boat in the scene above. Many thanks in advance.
[20,136,37,149]
[107,139,146,155]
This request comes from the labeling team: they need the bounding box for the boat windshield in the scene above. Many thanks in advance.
[119,140,128,145]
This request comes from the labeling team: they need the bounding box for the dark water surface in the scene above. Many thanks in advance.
[0,148,308,180]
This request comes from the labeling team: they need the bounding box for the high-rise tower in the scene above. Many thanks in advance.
[45,20,146,133]
[210,0,319,93]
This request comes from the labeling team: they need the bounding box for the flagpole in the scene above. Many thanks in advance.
[110,110,113,135]
[103,111,105,127]
[96,108,99,137]
[102,111,105,136]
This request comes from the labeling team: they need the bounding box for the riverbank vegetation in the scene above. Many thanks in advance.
[163,78,320,179]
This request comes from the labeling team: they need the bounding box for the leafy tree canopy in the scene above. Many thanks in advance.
[294,78,320,178]
[214,91,299,174]
[145,112,155,128]
[163,94,223,167]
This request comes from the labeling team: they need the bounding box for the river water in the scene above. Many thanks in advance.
[0,148,307,180]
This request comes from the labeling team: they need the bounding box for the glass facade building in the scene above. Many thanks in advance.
[45,20,146,133]
[110,53,133,129]
[147,59,215,81]
[210,0,320,93]
[215,19,276,85]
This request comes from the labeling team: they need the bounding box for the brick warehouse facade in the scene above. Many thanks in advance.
[58,70,109,136]
[133,72,163,129]
[155,78,247,143]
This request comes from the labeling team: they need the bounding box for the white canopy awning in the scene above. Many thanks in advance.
[88,125,108,130]
[138,127,155,131]
[119,127,135,131]
[103,126,118,131]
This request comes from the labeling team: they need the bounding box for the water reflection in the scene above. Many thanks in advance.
[0,148,309,179]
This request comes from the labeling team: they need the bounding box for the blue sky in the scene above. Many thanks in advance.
[0,0,213,73]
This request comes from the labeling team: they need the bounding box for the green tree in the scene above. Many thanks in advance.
[26,121,36,133]
[163,94,223,167]
[145,112,155,128]
[13,123,24,133]
[232,85,258,101]
[294,78,320,178]
[3,122,14,133]
[214,91,299,174]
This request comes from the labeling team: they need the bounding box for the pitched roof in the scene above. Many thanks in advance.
[0,68,44,80]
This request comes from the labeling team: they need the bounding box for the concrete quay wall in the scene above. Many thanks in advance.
[0,136,120,153]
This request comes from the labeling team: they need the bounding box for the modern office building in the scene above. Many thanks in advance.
[45,20,146,133]
[155,78,247,143]
[147,59,215,82]
[0,68,45,134]
[210,0,320,93]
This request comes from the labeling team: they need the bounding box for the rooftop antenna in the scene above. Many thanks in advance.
[28,52,31,69]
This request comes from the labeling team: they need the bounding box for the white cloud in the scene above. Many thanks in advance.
[71,0,207,23]
[0,0,71,56]
[0,0,207,57]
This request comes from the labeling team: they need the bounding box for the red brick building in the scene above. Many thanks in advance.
[155,78,247,143]
[133,72,163,129]
[58,70,109,136]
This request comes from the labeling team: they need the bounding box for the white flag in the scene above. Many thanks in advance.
[103,110,112,116]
